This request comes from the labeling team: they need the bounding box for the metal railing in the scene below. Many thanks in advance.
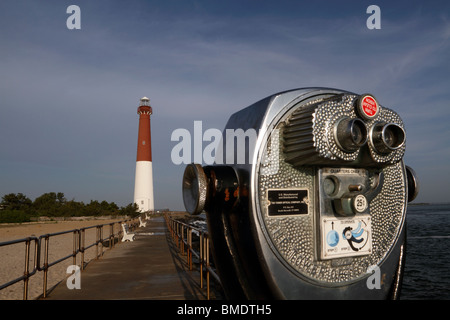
[0,217,140,299]
[0,237,39,300]
[164,214,221,299]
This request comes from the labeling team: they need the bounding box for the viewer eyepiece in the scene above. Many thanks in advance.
[371,122,405,154]
[334,118,368,153]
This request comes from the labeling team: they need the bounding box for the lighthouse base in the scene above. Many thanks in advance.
[134,161,154,212]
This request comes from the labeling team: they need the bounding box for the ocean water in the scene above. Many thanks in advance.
[402,203,450,300]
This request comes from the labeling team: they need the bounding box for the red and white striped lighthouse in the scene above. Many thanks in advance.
[133,97,154,212]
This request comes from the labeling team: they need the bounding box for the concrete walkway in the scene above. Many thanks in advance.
[43,216,217,300]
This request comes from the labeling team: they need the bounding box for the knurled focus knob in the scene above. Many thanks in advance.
[182,163,208,215]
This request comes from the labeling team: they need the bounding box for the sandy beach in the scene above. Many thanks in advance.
[0,218,128,300]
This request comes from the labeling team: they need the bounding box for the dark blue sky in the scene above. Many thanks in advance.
[1,0,449,209]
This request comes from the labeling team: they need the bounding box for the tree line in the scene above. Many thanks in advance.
[0,192,139,223]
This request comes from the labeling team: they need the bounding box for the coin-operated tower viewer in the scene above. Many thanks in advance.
[182,88,419,299]
[134,97,155,213]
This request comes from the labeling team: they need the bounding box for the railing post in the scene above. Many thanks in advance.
[99,226,103,257]
[109,223,114,248]
[200,233,204,289]
[72,230,77,267]
[177,224,180,249]
[95,226,99,259]
[114,222,118,246]
[181,226,185,255]
[172,220,175,239]
[80,229,85,270]
[23,238,31,300]
[42,235,49,298]
[206,237,210,300]
[188,227,192,270]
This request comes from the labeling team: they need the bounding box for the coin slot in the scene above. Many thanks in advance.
[323,176,340,197]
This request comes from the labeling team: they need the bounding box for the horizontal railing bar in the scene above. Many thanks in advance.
[0,236,39,247]
[0,265,38,290]
[43,252,79,269]
[0,276,27,291]
[39,229,79,238]
[79,225,100,231]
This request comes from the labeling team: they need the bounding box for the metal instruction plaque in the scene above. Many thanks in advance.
[267,189,308,216]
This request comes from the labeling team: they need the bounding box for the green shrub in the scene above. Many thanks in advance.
[0,210,31,223]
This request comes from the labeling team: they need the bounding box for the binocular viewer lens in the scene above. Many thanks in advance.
[371,122,406,154]
[334,118,368,152]
[335,118,406,155]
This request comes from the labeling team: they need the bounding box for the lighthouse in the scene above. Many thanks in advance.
[133,97,154,213]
